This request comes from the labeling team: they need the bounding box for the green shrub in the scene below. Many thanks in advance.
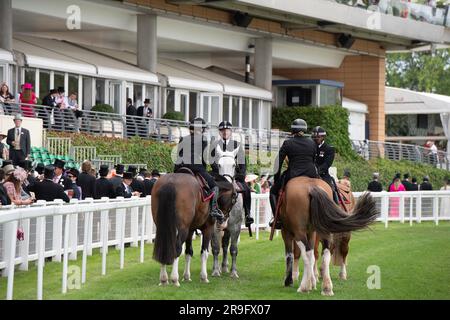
[272,105,354,158]
[162,111,185,121]
[91,104,114,113]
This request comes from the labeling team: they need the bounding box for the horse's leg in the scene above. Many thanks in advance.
[314,233,321,281]
[200,225,214,283]
[171,229,187,287]
[159,265,169,286]
[221,230,231,274]
[296,233,316,293]
[320,236,334,296]
[229,226,240,279]
[282,228,294,287]
[183,231,194,282]
[339,234,350,280]
[211,227,222,277]
[293,242,300,282]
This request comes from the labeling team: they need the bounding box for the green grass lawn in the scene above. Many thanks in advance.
[1,222,449,300]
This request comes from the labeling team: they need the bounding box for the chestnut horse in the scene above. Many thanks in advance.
[152,172,236,286]
[279,176,377,296]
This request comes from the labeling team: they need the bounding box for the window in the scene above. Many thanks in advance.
[54,72,64,91]
[68,74,78,96]
[134,84,143,107]
[166,89,175,114]
[286,86,312,106]
[252,99,260,130]
[319,85,340,106]
[223,96,230,122]
[0,65,4,84]
[417,114,428,129]
[202,95,209,122]
[232,96,240,127]
[189,92,197,121]
[242,98,249,128]
[261,101,271,130]
[95,79,105,105]
[24,68,35,88]
[39,70,50,99]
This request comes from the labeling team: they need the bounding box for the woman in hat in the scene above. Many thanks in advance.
[0,132,9,162]
[19,83,37,117]
[0,82,15,115]
[3,167,34,205]
[388,173,405,218]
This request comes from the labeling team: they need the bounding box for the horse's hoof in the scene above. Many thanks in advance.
[321,289,334,296]
[212,270,221,277]
[200,278,210,283]
[182,277,192,282]
[221,267,229,274]
[284,280,293,287]
[230,272,239,279]
[172,280,180,287]
[339,273,347,280]
[158,281,169,287]
[297,286,310,293]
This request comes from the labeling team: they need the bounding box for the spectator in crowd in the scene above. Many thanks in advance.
[411,177,419,190]
[387,172,401,191]
[52,87,67,131]
[19,160,36,195]
[0,132,9,164]
[110,163,124,189]
[389,174,405,217]
[143,169,160,196]
[440,177,450,217]
[7,114,31,166]
[420,176,433,190]
[28,165,70,203]
[67,93,83,131]
[2,163,15,177]
[401,173,414,191]
[94,165,116,199]
[77,160,96,199]
[0,82,15,115]
[3,167,34,206]
[126,98,137,138]
[116,171,140,198]
[53,159,70,190]
[340,169,352,188]
[19,83,37,117]
[67,168,82,200]
[137,168,147,182]
[367,172,383,192]
[34,163,45,181]
[136,98,153,138]
[0,168,11,205]
[128,165,145,196]
[42,89,59,129]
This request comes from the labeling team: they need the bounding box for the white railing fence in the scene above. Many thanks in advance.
[1,191,449,300]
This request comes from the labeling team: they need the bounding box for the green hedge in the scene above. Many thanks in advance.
[91,104,114,113]
[162,111,185,121]
[272,105,354,158]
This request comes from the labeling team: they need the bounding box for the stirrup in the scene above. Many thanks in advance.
[245,216,254,225]
[269,218,282,230]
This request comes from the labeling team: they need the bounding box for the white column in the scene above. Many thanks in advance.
[137,14,157,73]
[254,37,272,91]
[0,0,12,51]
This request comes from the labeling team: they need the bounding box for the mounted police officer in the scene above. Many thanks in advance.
[311,126,339,203]
[174,117,225,224]
[270,119,318,229]
[210,121,254,226]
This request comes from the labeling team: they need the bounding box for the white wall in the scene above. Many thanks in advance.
[348,111,366,141]
[0,115,43,148]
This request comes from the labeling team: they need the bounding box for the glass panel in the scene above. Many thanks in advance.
[319,85,339,106]
[189,92,197,121]
[83,77,93,109]
[95,79,105,105]
[10,65,18,98]
[180,94,187,120]
[54,72,64,91]
[0,66,4,83]
[39,70,50,100]
[386,114,445,138]
[134,84,143,107]
[242,98,249,128]
[110,83,121,114]
[223,95,230,122]
[166,89,175,114]
[252,99,260,130]
[232,96,240,127]
[68,74,78,96]
[261,101,271,130]
[211,96,220,125]
[202,96,209,122]
[24,68,35,87]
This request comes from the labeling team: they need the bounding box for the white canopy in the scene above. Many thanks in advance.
[385,86,450,114]
[342,97,368,113]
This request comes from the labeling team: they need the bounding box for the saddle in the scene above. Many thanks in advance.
[175,167,214,202]
[336,182,353,213]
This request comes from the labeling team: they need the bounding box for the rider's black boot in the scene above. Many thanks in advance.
[210,186,225,224]
[269,194,282,229]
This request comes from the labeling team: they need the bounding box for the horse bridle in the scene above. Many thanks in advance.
[221,173,238,207]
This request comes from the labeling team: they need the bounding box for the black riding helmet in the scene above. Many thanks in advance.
[189,117,207,131]
[311,126,327,138]
[291,119,307,134]
[218,121,233,130]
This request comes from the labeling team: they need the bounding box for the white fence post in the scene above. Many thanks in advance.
[52,200,63,262]
[409,195,414,226]
[433,196,439,226]
[86,198,94,256]
[399,195,405,224]
[146,197,153,243]
[81,199,93,284]
[416,194,422,224]
[117,198,126,269]
[255,196,260,240]
[62,214,71,294]
[18,218,30,271]
[381,194,389,228]
[69,201,78,260]
[36,216,46,300]
[101,200,109,276]
[131,199,139,247]
[140,197,150,263]
[5,220,18,300]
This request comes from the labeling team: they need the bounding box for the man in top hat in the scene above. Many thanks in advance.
[143,169,160,196]
[66,168,82,200]
[53,159,70,190]
[94,165,116,199]
[110,163,125,189]
[0,132,9,163]
[136,98,153,138]
[137,167,147,182]
[77,160,96,199]
[367,172,383,192]
[115,172,140,198]
[401,173,414,191]
[28,165,70,203]
[420,176,433,190]
[7,114,31,166]
[128,165,144,196]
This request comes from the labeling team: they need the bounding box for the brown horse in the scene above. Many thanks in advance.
[310,182,356,282]
[152,172,236,286]
[279,176,377,296]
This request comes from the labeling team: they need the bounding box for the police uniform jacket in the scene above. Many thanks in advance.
[210,137,246,180]
[315,142,335,177]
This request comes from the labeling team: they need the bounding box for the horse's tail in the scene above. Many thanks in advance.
[309,186,378,234]
[153,183,177,265]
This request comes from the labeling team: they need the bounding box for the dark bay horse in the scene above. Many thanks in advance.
[279,176,377,296]
[152,172,236,286]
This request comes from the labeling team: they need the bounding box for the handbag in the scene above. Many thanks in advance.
[17,227,24,241]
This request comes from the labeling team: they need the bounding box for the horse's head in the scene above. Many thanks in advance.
[217,150,237,178]
[216,175,238,217]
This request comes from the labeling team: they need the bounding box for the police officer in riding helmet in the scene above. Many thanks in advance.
[174,117,225,223]
[311,126,339,203]
[270,119,318,229]
[210,121,254,226]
